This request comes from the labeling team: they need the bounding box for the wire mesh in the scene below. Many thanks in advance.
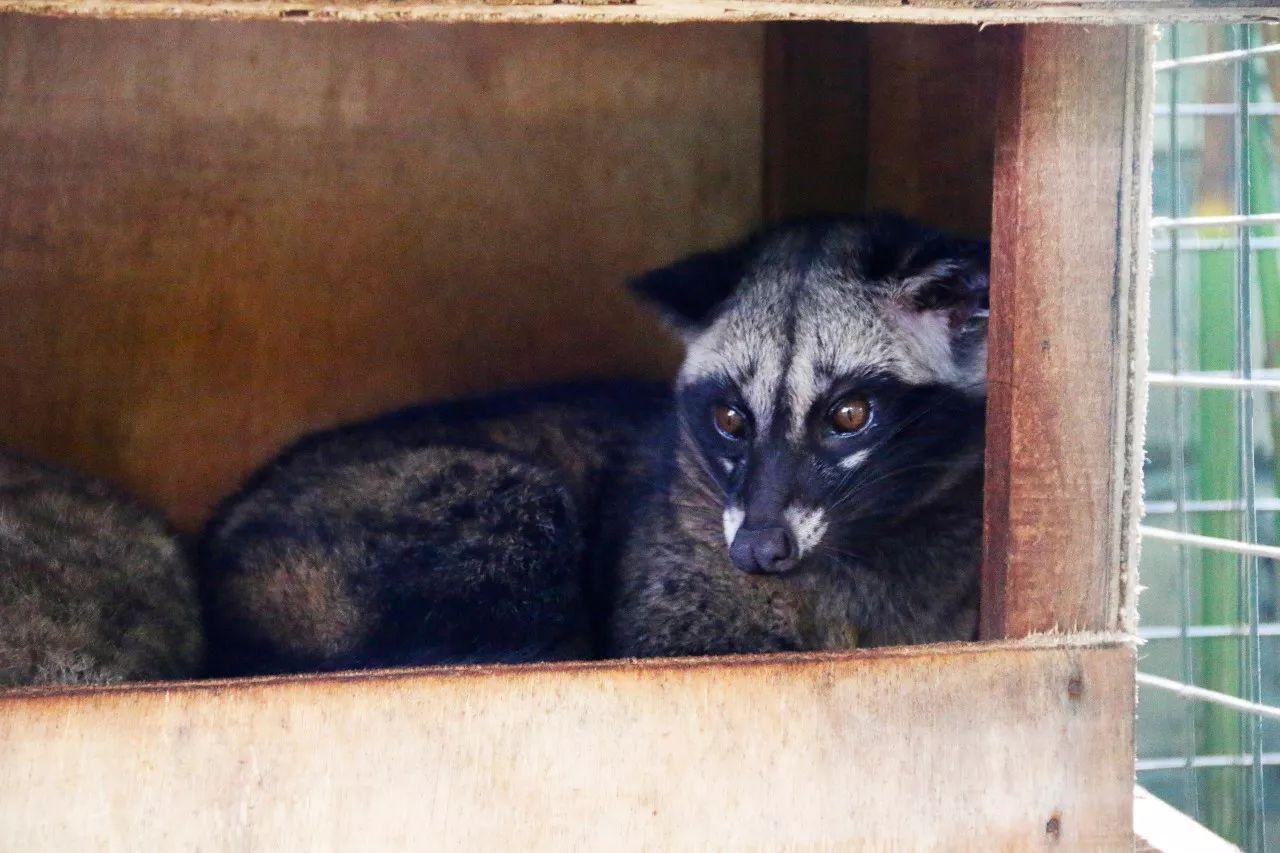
[1138,22,1280,851]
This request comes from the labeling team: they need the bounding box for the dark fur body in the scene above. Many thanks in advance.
[0,452,204,687]
[201,214,988,673]
[199,383,667,673]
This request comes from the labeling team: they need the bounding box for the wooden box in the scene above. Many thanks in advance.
[2,1,1262,847]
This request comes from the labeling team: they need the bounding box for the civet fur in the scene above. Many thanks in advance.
[0,451,204,686]
[200,213,990,673]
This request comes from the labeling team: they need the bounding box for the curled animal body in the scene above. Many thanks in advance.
[200,213,989,674]
[0,452,204,687]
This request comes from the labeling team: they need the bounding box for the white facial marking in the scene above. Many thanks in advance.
[782,347,824,443]
[783,505,829,557]
[890,307,959,386]
[678,250,800,436]
[677,223,987,474]
[723,506,745,548]
[721,458,735,474]
[839,448,871,471]
[783,267,896,441]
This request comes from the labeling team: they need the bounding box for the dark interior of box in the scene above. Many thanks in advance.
[0,16,1000,531]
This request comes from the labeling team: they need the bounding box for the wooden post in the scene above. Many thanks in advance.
[981,24,1152,639]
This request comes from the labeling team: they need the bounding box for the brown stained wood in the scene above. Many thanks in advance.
[2,0,1279,24]
[0,17,763,528]
[762,22,869,222]
[863,24,1002,238]
[762,23,999,237]
[0,641,1135,849]
[981,24,1152,638]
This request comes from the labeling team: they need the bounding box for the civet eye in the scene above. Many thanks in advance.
[713,404,748,440]
[830,396,871,434]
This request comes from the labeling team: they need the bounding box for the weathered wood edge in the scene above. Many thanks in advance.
[0,634,1133,704]
[1,0,1277,24]
[981,24,1153,639]
[0,640,1136,850]
[1115,24,1154,638]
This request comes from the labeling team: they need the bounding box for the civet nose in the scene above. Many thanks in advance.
[729,526,797,575]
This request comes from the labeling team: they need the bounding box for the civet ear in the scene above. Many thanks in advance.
[897,238,990,332]
[629,243,749,340]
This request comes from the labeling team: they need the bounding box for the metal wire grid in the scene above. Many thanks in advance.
[1137,23,1280,850]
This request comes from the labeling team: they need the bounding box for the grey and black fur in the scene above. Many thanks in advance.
[0,451,204,687]
[200,213,989,673]
[199,384,665,673]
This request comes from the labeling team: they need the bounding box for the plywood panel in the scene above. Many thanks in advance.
[762,22,869,222]
[2,1,1278,25]
[981,25,1151,637]
[0,18,763,527]
[0,641,1134,850]
[762,24,998,237]
[864,23,1002,238]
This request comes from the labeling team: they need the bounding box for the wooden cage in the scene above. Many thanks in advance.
[1,1,1274,848]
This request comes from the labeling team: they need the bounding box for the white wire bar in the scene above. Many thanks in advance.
[1156,368,1280,379]
[1231,29,1266,843]
[1145,498,1280,516]
[1148,371,1280,392]
[1167,31,1203,819]
[1152,212,1280,230]
[1139,753,1280,772]
[1137,672,1280,723]
[1153,42,1280,72]
[1156,103,1280,117]
[1164,28,1200,817]
[1140,526,1280,561]
[1154,235,1280,251]
[1142,23,1280,842]
[1141,623,1280,640]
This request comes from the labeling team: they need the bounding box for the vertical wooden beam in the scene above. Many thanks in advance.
[981,24,1152,639]
[762,22,869,222]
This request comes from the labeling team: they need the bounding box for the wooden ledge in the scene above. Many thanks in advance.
[1,639,1135,849]
[2,0,1278,24]
[0,634,1133,702]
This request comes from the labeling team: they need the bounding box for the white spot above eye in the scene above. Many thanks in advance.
[839,449,871,471]
[723,506,744,548]
[892,304,961,386]
[784,505,828,557]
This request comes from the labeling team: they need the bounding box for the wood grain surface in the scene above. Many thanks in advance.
[763,22,999,237]
[1,0,1277,25]
[763,22,869,222]
[864,23,1003,238]
[0,640,1135,850]
[981,24,1152,638]
[0,18,762,527]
